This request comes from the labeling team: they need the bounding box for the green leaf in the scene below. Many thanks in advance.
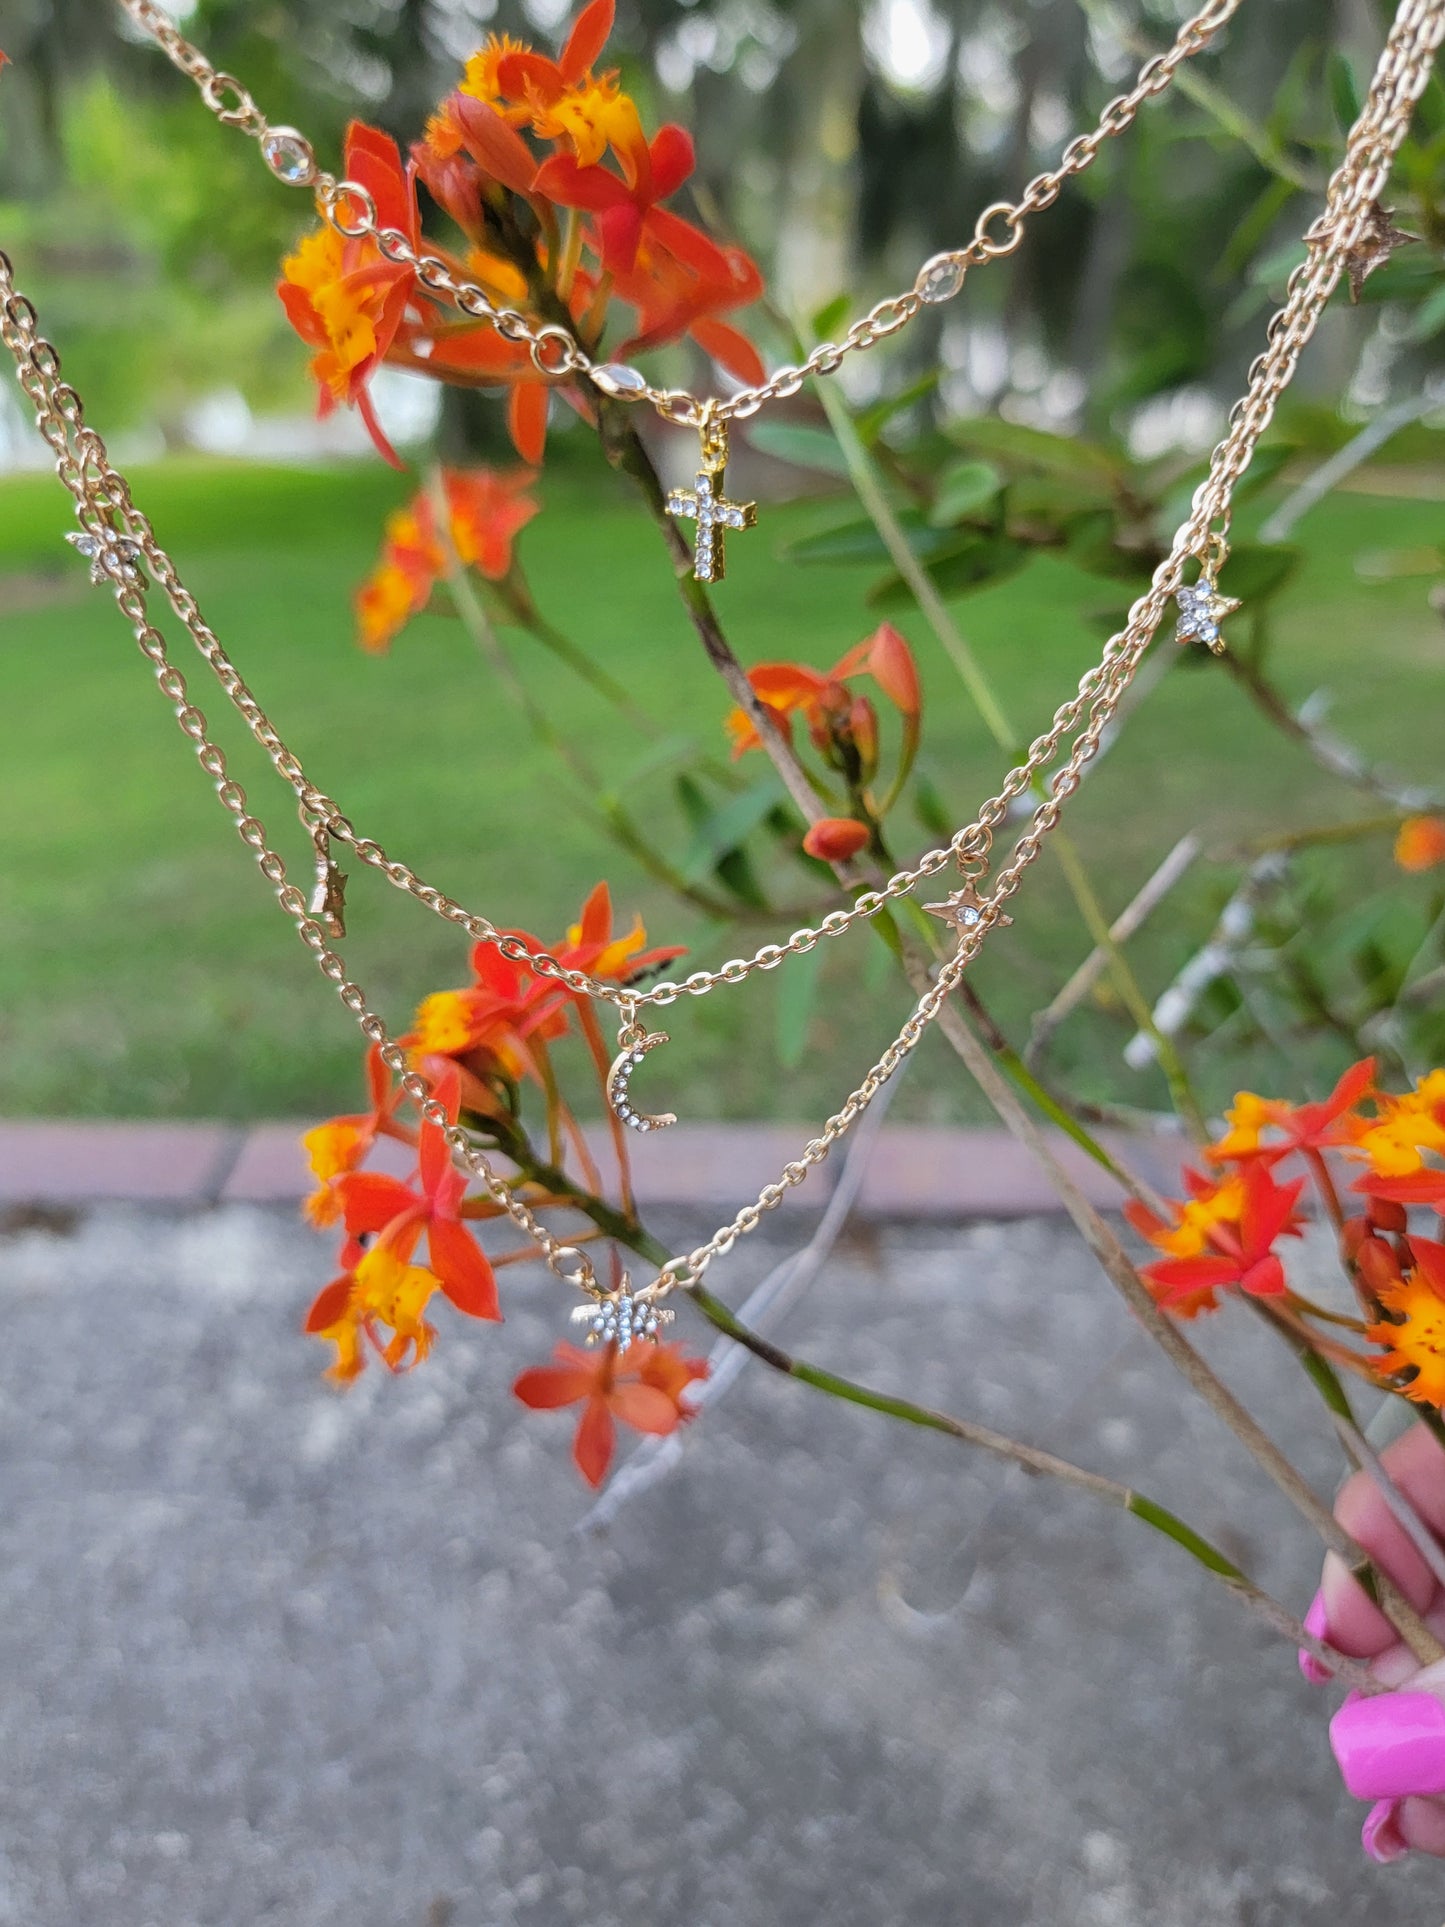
[946,415,1122,485]
[928,458,1002,527]
[1407,278,1445,342]
[1219,541,1302,603]
[1329,51,1363,136]
[746,421,850,477]
[1230,442,1295,503]
[1062,509,1139,583]
[870,533,1029,608]
[780,509,955,567]
[677,775,788,884]
[610,732,711,793]
[775,944,825,1069]
[811,291,852,339]
[855,371,940,445]
[713,847,771,912]
[912,772,953,839]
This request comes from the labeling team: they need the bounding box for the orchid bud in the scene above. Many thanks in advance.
[802,817,870,863]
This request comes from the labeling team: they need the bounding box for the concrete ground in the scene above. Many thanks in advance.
[0,1204,1439,1926]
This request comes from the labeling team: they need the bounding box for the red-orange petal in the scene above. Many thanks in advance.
[305,1274,355,1333]
[573,1397,616,1485]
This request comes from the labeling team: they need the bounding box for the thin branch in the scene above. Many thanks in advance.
[1220,654,1444,816]
[1028,834,1202,1064]
[1333,1411,1445,1596]
[1258,394,1438,543]
[1124,853,1288,1071]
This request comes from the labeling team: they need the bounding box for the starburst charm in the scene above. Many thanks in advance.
[924,881,1009,939]
[1344,202,1418,304]
[1174,576,1241,654]
[570,1276,674,1354]
[65,527,145,588]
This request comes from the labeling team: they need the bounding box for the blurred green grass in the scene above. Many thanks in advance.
[1,452,1440,1123]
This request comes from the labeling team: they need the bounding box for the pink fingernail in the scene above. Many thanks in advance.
[1299,1589,1334,1684]
[1331,1692,1445,1800]
[1362,1800,1409,1864]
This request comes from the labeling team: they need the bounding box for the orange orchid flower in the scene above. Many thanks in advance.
[535,119,701,275]
[1208,1057,1376,1168]
[306,1241,448,1380]
[300,1044,409,1226]
[725,625,922,766]
[466,1,618,134]
[614,236,767,384]
[277,121,425,467]
[1345,1069,1445,1179]
[407,885,686,1088]
[552,881,688,997]
[1137,1165,1306,1316]
[333,1069,501,1325]
[354,468,541,651]
[512,1337,707,1486]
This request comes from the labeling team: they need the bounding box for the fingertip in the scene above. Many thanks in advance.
[1397,1795,1445,1859]
[1321,1552,1398,1658]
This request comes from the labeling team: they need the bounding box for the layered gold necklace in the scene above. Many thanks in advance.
[4,0,1442,1339]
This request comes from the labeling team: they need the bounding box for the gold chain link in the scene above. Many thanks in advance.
[114,0,1245,425]
[5,0,1441,1301]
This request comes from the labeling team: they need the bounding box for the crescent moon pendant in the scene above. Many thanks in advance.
[607,1029,678,1134]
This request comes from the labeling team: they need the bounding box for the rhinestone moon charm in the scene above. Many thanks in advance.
[607,1028,678,1134]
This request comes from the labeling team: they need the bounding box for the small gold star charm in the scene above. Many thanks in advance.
[1174,576,1241,654]
[1345,203,1418,304]
[924,881,1009,938]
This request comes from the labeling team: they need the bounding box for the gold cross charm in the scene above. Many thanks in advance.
[667,412,756,583]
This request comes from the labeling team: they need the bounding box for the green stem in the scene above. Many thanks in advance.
[685,1283,1374,1688]
[818,382,1018,750]
[492,572,660,735]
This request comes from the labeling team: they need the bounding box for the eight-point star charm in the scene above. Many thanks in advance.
[65,527,144,588]
[1174,577,1241,654]
[569,1275,674,1354]
[1344,202,1418,304]
[924,881,1009,939]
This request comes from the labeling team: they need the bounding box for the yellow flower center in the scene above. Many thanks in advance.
[411,990,480,1056]
[1372,1275,1445,1406]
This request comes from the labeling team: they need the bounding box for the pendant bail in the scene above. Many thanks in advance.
[699,402,729,476]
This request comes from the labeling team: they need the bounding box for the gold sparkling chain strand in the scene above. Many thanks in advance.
[4,0,1438,1307]
[0,274,601,1298]
[114,0,1243,425]
[645,0,1445,1295]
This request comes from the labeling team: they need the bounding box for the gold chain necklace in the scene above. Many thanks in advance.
[48,0,1260,1123]
[5,0,1441,1335]
[116,0,1243,579]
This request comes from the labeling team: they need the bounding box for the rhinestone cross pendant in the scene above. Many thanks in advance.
[667,415,756,584]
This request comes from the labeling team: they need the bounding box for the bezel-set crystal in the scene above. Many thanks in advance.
[260,127,316,185]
